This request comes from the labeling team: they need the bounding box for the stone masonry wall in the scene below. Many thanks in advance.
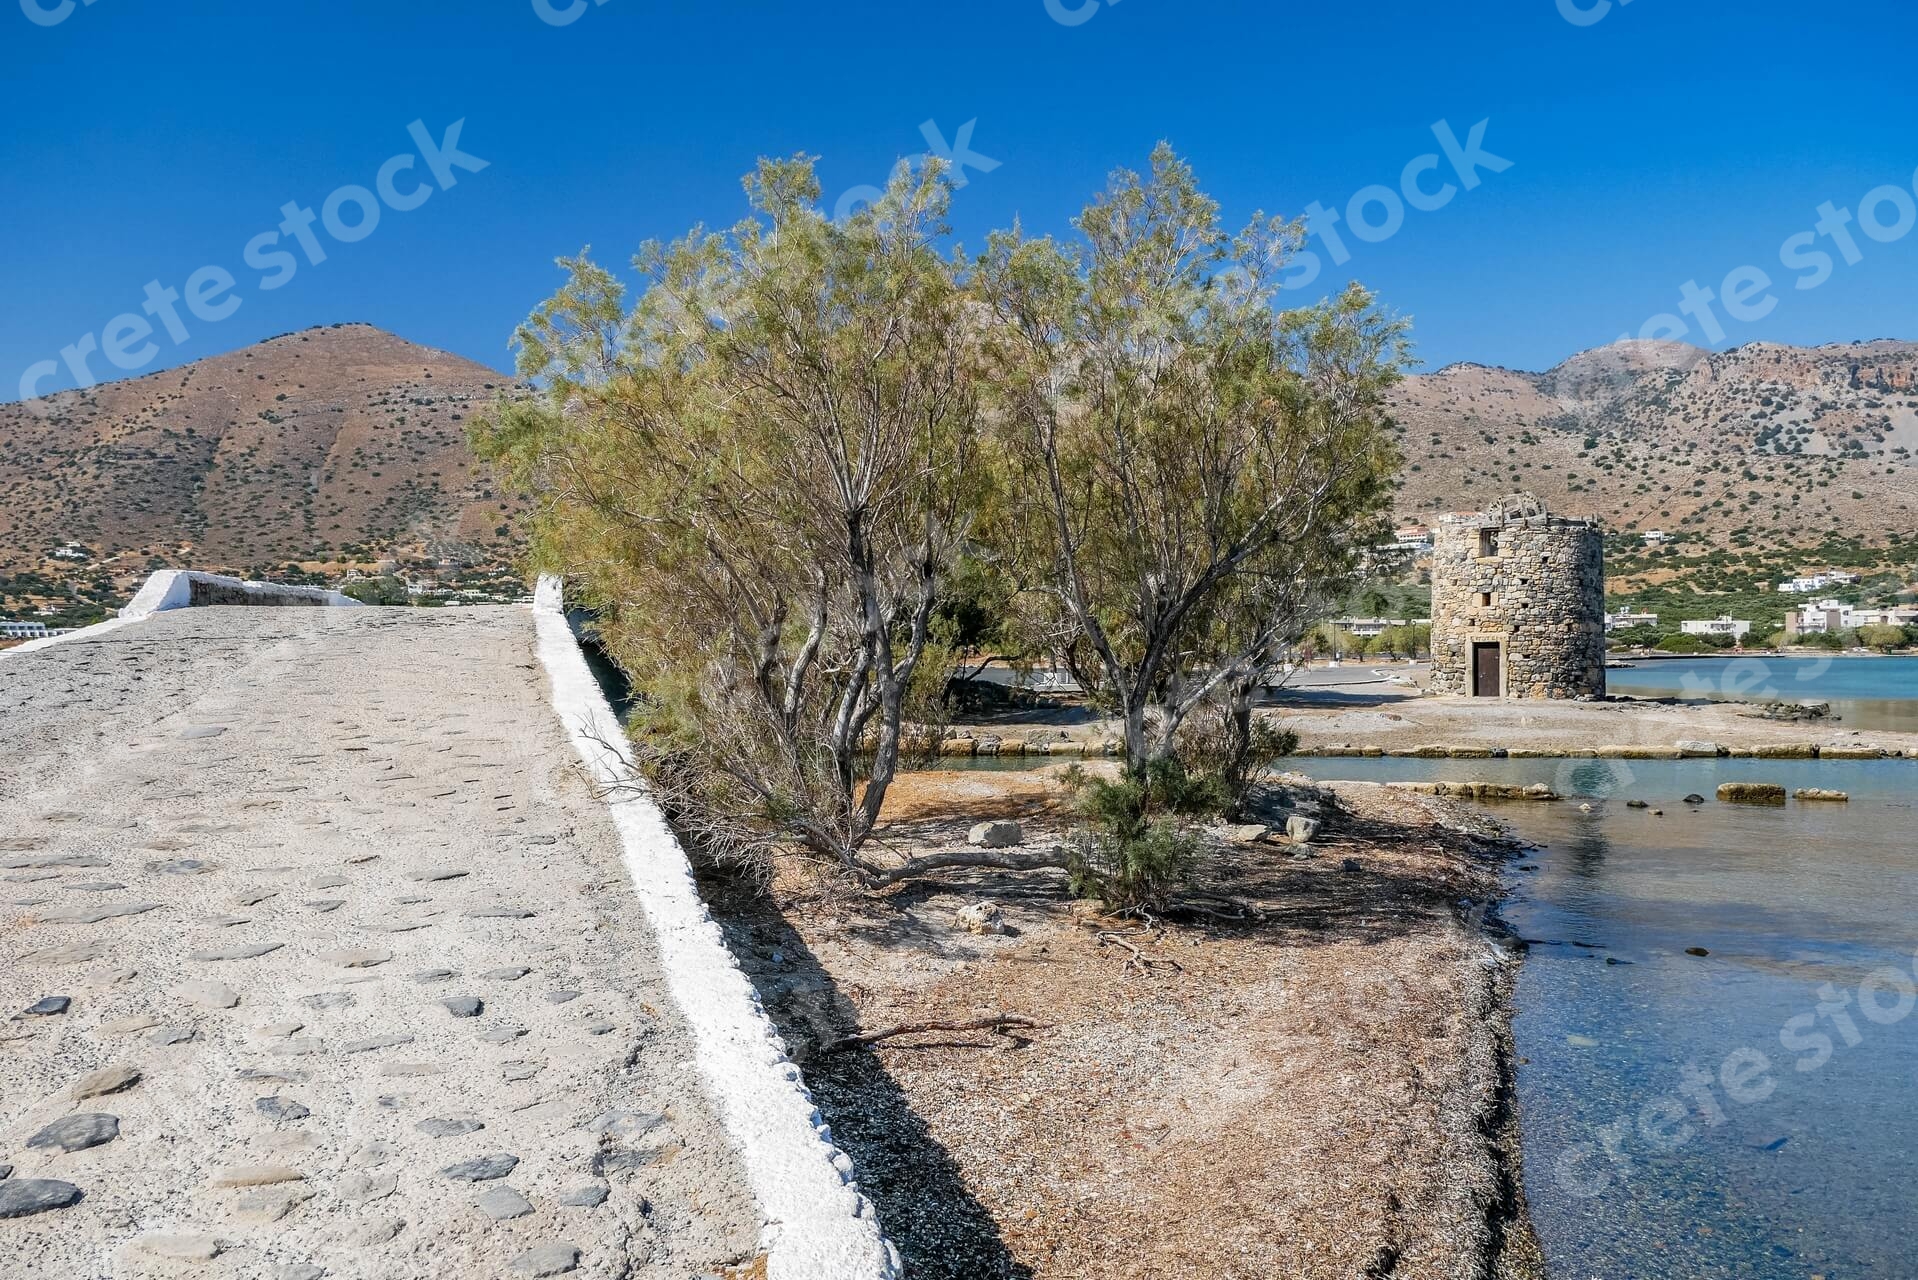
[1429,510,1606,699]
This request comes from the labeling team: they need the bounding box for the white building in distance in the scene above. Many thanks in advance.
[1681,616,1752,640]
[1605,608,1659,632]
[1788,601,1918,635]
[0,621,72,640]
[1778,571,1862,594]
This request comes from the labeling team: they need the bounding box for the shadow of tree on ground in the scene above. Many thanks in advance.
[701,871,1034,1280]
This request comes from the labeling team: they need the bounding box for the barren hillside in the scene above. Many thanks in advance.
[0,323,527,576]
[1390,339,1918,546]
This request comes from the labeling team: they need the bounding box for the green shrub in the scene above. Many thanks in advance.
[340,575,410,606]
[1061,757,1226,912]
[1857,624,1907,651]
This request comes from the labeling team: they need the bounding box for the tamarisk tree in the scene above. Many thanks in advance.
[977,144,1407,782]
[474,157,982,875]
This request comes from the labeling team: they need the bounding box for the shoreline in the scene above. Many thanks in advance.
[928,691,1918,763]
[709,767,1546,1278]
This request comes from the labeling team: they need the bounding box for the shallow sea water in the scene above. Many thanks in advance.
[1607,654,1918,734]
[1301,755,1918,1280]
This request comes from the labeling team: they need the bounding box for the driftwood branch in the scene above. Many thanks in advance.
[862,846,1070,887]
[1097,923,1185,976]
[817,1013,1045,1054]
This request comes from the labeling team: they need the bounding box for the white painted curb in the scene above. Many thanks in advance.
[2,569,363,658]
[530,575,901,1280]
[121,568,362,619]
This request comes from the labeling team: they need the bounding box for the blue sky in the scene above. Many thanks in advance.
[5,0,1918,400]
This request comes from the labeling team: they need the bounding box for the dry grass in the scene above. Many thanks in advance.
[709,769,1542,1280]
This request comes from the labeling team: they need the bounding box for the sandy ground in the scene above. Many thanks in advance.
[0,608,761,1279]
[708,767,1543,1280]
[1265,688,1918,756]
[949,662,1918,758]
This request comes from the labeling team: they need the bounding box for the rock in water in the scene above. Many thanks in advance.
[1794,788,1850,802]
[0,1179,83,1218]
[966,820,1024,849]
[1717,782,1787,804]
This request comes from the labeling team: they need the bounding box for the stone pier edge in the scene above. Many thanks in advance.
[5,569,902,1276]
[532,576,902,1280]
[0,569,362,658]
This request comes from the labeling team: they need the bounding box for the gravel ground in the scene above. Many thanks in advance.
[711,768,1543,1280]
[0,607,762,1279]
[1268,691,1918,756]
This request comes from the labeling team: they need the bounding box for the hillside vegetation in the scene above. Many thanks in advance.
[1390,338,1918,556]
[0,323,527,616]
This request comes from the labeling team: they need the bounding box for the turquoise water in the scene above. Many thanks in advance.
[1607,655,1918,733]
[1301,755,1918,1279]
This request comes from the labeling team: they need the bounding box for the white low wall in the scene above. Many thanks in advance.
[530,575,901,1280]
[2,569,364,657]
[122,569,361,619]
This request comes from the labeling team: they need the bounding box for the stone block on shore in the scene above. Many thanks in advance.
[1794,788,1850,802]
[1753,744,1817,759]
[1598,746,1683,760]
[968,821,1025,848]
[1285,816,1322,842]
[1820,747,1883,760]
[997,739,1027,756]
[940,737,978,758]
[1718,782,1787,804]
[1675,740,1725,757]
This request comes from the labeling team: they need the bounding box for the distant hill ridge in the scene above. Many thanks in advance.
[1390,338,1918,545]
[5,327,1915,585]
[0,323,527,574]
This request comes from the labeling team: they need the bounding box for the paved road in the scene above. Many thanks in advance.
[0,607,758,1279]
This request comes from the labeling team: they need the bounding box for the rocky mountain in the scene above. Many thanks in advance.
[0,324,527,579]
[1388,339,1918,547]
